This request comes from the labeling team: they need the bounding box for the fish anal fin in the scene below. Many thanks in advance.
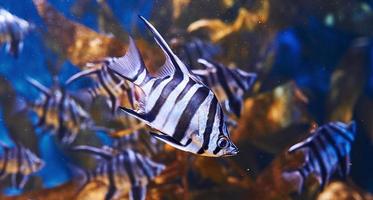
[119,107,149,124]
[150,131,191,147]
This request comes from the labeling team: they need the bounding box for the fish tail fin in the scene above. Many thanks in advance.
[106,36,150,85]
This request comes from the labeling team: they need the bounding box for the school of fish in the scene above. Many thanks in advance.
[0,5,360,200]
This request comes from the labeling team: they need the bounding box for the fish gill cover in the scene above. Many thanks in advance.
[0,0,372,200]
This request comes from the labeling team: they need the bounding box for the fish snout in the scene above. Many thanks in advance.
[224,143,239,157]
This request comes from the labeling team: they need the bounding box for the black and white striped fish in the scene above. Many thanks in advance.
[27,77,96,144]
[0,9,32,57]
[73,145,165,200]
[287,121,356,191]
[112,131,164,158]
[107,16,238,157]
[172,37,221,70]
[193,59,256,117]
[66,62,136,114]
[0,142,44,189]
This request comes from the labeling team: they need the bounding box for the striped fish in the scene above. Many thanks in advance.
[27,77,96,144]
[287,121,356,191]
[193,59,256,117]
[73,145,165,200]
[107,16,238,157]
[112,131,164,158]
[173,37,221,70]
[0,9,32,57]
[66,61,136,114]
[0,142,44,189]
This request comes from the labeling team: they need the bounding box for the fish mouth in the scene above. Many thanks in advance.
[224,147,239,157]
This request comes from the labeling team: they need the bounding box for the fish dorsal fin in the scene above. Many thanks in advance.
[197,59,217,73]
[154,57,175,79]
[139,16,189,76]
[65,67,100,85]
[198,58,215,68]
[26,77,51,96]
[288,135,314,153]
[107,36,147,82]
[72,145,113,160]
[234,68,257,90]
[191,69,210,77]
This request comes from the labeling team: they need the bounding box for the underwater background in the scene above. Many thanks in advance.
[0,0,372,199]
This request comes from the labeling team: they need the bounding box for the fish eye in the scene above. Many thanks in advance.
[217,136,229,148]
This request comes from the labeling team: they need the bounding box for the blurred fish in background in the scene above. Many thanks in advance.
[0,8,32,58]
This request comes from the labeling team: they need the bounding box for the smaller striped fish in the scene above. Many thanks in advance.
[66,61,136,114]
[172,37,221,70]
[287,121,356,191]
[73,145,165,200]
[27,77,97,144]
[0,142,44,189]
[193,59,256,117]
[112,131,164,158]
[0,9,32,57]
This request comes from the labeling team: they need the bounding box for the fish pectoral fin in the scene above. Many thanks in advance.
[149,131,191,147]
[119,107,149,123]
[130,185,146,200]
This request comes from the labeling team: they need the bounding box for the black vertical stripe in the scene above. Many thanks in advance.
[214,61,241,114]
[173,87,209,142]
[327,125,353,143]
[174,80,194,103]
[228,68,247,91]
[213,105,226,155]
[97,70,117,114]
[68,103,79,127]
[197,98,218,154]
[57,90,67,140]
[37,95,50,127]
[121,151,136,185]
[183,45,194,68]
[322,130,349,178]
[134,154,151,181]
[309,142,327,187]
[150,77,166,94]
[148,76,184,122]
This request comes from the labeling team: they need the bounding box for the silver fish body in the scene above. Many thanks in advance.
[0,143,44,189]
[287,121,356,190]
[66,62,137,114]
[0,9,32,57]
[27,78,94,144]
[73,145,165,200]
[107,16,238,157]
[193,59,256,117]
